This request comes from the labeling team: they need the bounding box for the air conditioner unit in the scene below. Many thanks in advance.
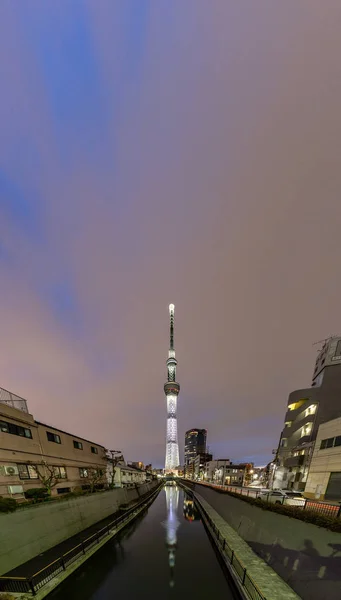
[4,465,19,476]
[8,485,24,494]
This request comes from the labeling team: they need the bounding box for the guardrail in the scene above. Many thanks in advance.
[182,485,266,600]
[0,484,161,596]
[194,482,341,518]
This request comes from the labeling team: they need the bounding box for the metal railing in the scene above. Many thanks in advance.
[0,484,161,595]
[195,481,341,518]
[183,486,266,600]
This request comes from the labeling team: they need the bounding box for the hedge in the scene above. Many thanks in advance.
[0,496,17,513]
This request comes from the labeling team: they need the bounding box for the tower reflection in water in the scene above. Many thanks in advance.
[163,483,180,588]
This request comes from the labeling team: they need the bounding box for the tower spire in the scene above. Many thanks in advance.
[169,303,175,352]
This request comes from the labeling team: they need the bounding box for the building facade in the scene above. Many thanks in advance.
[184,429,207,466]
[304,417,341,500]
[273,336,341,491]
[0,400,108,500]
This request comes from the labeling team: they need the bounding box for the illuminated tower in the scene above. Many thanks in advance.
[164,304,180,471]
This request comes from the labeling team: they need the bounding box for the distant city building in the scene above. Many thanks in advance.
[304,417,341,500]
[184,429,207,466]
[129,461,145,470]
[204,459,231,481]
[0,398,108,500]
[273,336,341,491]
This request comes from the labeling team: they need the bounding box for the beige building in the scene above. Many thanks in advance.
[0,397,108,500]
[305,417,341,500]
[106,462,146,488]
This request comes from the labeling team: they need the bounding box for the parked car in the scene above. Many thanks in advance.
[259,490,305,506]
[259,490,288,504]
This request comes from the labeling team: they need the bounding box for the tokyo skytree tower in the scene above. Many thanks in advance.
[164,304,180,472]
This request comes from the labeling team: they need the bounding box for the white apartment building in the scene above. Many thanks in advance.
[305,417,341,500]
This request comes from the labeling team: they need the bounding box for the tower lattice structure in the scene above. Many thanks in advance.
[164,304,180,471]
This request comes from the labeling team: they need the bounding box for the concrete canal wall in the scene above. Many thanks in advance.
[185,481,341,600]
[0,481,158,574]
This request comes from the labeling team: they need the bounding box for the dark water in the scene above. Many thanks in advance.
[50,485,236,599]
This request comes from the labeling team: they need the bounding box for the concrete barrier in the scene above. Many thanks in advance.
[0,481,158,574]
[185,481,341,600]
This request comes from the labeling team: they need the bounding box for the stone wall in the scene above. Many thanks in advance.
[0,481,158,574]
[186,482,341,600]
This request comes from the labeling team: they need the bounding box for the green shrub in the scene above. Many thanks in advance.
[0,496,17,513]
[193,482,341,533]
[0,593,15,600]
[24,488,49,502]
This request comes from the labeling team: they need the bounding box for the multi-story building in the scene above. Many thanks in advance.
[184,429,207,466]
[273,336,341,491]
[304,417,341,500]
[204,459,231,482]
[0,392,108,500]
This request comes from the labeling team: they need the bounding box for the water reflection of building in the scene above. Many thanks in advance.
[183,496,200,522]
[163,485,180,588]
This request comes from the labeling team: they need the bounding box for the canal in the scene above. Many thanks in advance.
[49,484,237,599]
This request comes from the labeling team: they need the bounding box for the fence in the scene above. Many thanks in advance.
[0,484,161,596]
[184,486,266,600]
[196,482,341,518]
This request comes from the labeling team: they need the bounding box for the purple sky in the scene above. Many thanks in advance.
[1,2,341,467]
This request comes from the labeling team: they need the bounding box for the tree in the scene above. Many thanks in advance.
[85,467,105,493]
[34,461,59,495]
[106,450,124,489]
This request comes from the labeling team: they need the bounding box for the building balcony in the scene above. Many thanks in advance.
[284,455,304,468]
[296,435,311,447]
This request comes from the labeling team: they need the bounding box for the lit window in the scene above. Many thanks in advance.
[79,468,88,478]
[54,466,67,479]
[18,464,38,480]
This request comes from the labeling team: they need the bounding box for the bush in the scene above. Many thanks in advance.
[0,496,17,513]
[193,482,341,533]
[24,488,49,502]
[0,593,15,600]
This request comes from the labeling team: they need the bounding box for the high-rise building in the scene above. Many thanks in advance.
[164,304,180,472]
[184,429,207,466]
[273,336,341,492]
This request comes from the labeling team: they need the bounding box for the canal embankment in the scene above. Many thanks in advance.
[0,480,159,575]
[183,480,341,600]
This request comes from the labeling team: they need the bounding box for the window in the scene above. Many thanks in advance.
[18,464,38,480]
[46,431,61,444]
[57,487,70,495]
[334,436,341,447]
[320,437,334,449]
[281,438,287,448]
[285,421,293,428]
[91,446,98,454]
[335,340,341,357]
[0,420,32,439]
[73,440,83,450]
[54,466,67,479]
[79,468,88,478]
[305,405,317,417]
